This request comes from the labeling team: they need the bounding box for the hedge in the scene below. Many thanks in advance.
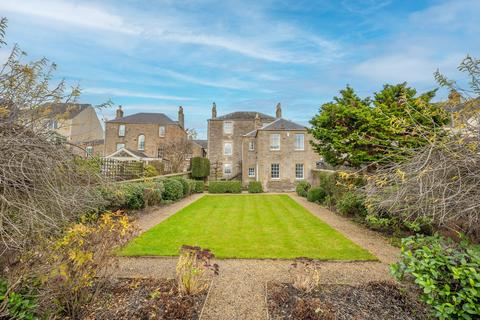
[191,157,210,179]
[172,177,191,196]
[248,181,263,193]
[307,187,327,203]
[208,181,242,193]
[163,179,184,201]
[193,180,205,193]
[295,180,311,197]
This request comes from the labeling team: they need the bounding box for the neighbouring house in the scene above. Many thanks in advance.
[207,102,276,180]
[192,139,208,158]
[207,102,321,191]
[104,106,191,171]
[44,103,105,157]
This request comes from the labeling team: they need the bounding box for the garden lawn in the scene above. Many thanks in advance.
[121,195,376,260]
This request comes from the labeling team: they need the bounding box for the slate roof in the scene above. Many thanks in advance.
[107,112,176,125]
[215,111,275,121]
[244,118,307,137]
[193,139,208,149]
[125,148,148,158]
[43,103,91,119]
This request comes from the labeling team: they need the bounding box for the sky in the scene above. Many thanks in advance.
[0,0,479,138]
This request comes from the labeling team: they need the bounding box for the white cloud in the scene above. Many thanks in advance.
[156,68,250,90]
[83,87,195,101]
[0,0,140,34]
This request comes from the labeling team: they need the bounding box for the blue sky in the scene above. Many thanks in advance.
[1,0,479,138]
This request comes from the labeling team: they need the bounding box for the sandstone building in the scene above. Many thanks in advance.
[104,106,188,163]
[208,103,321,191]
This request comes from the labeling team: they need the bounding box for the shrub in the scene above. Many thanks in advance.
[208,181,242,193]
[120,183,146,210]
[176,245,219,295]
[163,179,184,201]
[248,181,263,193]
[40,212,135,318]
[365,214,392,231]
[142,181,164,206]
[0,279,37,320]
[337,191,367,217]
[307,187,327,203]
[173,177,191,196]
[296,181,311,197]
[191,157,210,179]
[192,180,205,193]
[289,258,320,293]
[143,164,159,178]
[391,235,480,319]
[317,172,337,196]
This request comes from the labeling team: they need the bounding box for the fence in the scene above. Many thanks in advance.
[115,171,191,184]
[101,158,145,181]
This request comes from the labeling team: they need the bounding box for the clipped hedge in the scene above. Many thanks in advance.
[295,180,311,197]
[307,187,327,203]
[209,181,242,193]
[191,157,210,179]
[193,180,205,193]
[172,177,191,196]
[163,178,184,201]
[248,181,263,193]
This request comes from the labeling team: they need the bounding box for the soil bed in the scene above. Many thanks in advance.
[267,281,430,320]
[83,278,208,319]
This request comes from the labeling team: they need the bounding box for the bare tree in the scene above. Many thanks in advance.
[161,138,193,173]
[0,18,104,257]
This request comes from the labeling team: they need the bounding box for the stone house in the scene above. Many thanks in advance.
[207,103,276,179]
[104,106,197,172]
[207,102,321,191]
[45,103,104,157]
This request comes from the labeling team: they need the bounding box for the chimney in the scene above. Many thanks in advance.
[115,105,124,119]
[211,102,217,119]
[275,102,282,119]
[254,113,262,129]
[178,106,184,129]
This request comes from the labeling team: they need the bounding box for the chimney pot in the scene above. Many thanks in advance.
[178,106,185,129]
[212,102,217,119]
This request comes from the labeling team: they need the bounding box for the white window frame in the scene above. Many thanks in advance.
[249,141,255,151]
[270,134,280,150]
[116,143,125,151]
[223,121,233,134]
[118,124,125,137]
[138,134,145,151]
[248,167,255,177]
[223,163,232,175]
[224,142,233,156]
[85,146,93,156]
[295,163,304,179]
[295,133,305,151]
[159,126,165,137]
[271,163,280,179]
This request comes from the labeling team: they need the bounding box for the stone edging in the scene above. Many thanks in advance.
[199,279,215,320]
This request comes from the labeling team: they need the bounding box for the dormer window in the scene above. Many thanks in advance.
[138,134,145,151]
[118,124,125,137]
[159,126,165,137]
[223,121,233,134]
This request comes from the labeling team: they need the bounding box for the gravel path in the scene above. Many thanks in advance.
[114,193,400,320]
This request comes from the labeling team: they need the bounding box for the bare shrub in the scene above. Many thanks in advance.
[175,245,219,295]
[289,258,321,293]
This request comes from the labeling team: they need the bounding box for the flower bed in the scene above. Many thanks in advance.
[82,278,208,320]
[266,281,430,320]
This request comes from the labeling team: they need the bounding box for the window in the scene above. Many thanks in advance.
[85,146,93,156]
[295,163,304,179]
[295,134,305,150]
[118,124,125,137]
[270,134,280,150]
[157,146,165,158]
[116,143,125,151]
[49,119,59,129]
[249,141,255,151]
[223,121,233,134]
[138,134,145,150]
[223,163,232,175]
[248,167,255,177]
[224,142,233,155]
[159,126,165,137]
[271,163,280,179]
